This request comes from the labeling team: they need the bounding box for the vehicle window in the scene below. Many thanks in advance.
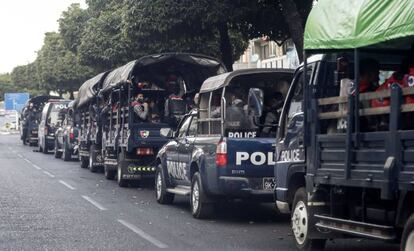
[197,88,223,135]
[223,73,292,138]
[198,92,210,135]
[210,89,223,134]
[49,103,68,126]
[177,116,192,138]
[285,72,304,135]
[188,116,198,136]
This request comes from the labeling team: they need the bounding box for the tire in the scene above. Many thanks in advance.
[104,164,116,180]
[155,164,174,204]
[117,150,129,187]
[291,187,326,251]
[62,142,71,161]
[80,155,89,169]
[191,172,214,219]
[89,144,99,172]
[54,140,62,159]
[401,213,414,251]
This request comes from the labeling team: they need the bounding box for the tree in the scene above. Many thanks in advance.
[59,3,89,53]
[36,32,94,97]
[77,1,132,71]
[122,0,249,71]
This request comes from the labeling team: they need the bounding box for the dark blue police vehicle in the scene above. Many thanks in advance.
[100,53,226,187]
[155,68,293,218]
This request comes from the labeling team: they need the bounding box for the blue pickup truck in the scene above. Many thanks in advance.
[155,68,293,218]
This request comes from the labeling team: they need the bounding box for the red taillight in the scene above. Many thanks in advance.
[69,132,74,140]
[136,148,154,156]
[215,140,227,167]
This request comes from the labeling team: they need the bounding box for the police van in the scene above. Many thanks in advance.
[155,68,293,218]
[37,100,71,154]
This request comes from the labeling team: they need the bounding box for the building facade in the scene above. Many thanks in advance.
[233,38,299,70]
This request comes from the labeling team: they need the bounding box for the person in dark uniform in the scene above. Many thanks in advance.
[132,93,149,122]
[164,77,186,127]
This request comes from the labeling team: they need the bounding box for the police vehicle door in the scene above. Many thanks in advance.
[176,114,197,185]
[167,115,192,184]
[276,70,307,172]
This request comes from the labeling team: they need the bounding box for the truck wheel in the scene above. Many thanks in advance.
[54,140,62,159]
[401,214,414,251]
[104,164,116,180]
[155,164,174,204]
[292,187,326,251]
[191,172,214,219]
[62,142,71,161]
[80,156,88,169]
[89,145,99,172]
[117,150,129,187]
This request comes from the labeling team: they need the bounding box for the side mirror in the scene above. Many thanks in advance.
[160,128,174,138]
[247,88,264,117]
[288,112,304,130]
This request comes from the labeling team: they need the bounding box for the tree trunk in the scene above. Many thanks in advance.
[279,0,304,62]
[217,22,233,71]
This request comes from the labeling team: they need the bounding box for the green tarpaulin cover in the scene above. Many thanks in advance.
[304,0,414,50]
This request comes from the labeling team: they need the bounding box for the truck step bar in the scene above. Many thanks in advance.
[314,214,396,241]
[167,186,191,196]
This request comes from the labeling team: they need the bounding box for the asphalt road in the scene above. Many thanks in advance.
[0,134,400,251]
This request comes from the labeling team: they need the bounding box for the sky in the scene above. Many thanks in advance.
[0,0,86,74]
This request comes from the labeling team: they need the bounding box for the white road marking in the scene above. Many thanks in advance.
[117,219,168,249]
[23,158,32,164]
[43,171,55,178]
[17,154,23,158]
[32,164,42,170]
[59,180,76,190]
[81,196,107,211]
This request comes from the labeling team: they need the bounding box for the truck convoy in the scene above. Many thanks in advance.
[19,2,414,249]
[274,0,414,250]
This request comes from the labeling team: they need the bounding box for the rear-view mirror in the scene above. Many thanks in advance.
[247,88,264,117]
[160,128,174,138]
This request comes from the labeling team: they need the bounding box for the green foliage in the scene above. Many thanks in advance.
[77,1,131,71]
[36,32,94,96]
[59,3,89,53]
[7,0,312,97]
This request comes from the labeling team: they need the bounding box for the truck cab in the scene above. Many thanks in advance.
[156,69,293,218]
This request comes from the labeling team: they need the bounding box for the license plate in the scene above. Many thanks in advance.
[263,178,276,190]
